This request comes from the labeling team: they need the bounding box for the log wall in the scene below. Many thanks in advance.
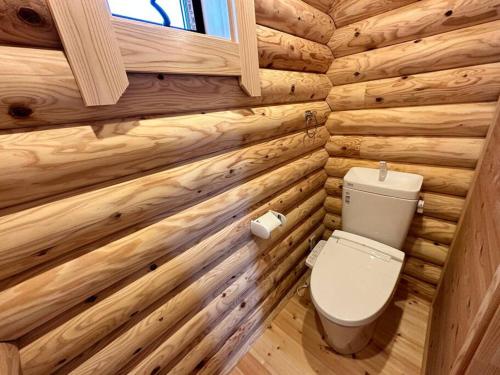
[324,0,500,299]
[0,0,335,373]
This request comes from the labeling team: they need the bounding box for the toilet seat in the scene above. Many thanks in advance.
[310,230,404,327]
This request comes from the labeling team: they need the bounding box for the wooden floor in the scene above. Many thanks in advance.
[229,282,431,375]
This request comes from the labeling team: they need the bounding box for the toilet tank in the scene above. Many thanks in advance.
[342,167,423,249]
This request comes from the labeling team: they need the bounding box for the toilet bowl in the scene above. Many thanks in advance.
[310,230,404,354]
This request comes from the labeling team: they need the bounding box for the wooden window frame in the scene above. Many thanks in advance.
[47,0,261,106]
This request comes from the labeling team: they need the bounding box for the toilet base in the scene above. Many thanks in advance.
[318,314,377,354]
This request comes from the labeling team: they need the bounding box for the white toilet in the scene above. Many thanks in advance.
[310,166,423,354]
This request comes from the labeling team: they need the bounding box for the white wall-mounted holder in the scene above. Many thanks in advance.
[250,211,286,239]
[417,199,425,214]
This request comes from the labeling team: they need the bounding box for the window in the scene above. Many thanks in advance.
[108,0,231,39]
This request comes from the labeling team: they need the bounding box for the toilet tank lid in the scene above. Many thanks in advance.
[344,167,423,200]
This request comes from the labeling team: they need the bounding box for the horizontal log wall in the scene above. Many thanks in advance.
[0,0,335,374]
[325,0,499,291]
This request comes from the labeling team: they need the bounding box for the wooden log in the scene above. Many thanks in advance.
[328,21,500,85]
[0,46,332,129]
[21,189,326,374]
[404,257,442,285]
[403,236,448,266]
[257,25,333,73]
[326,135,483,168]
[254,0,335,44]
[326,63,500,111]
[329,0,500,57]
[196,271,311,375]
[325,157,474,197]
[326,103,495,137]
[300,0,332,13]
[0,150,328,340]
[323,213,341,231]
[0,129,328,281]
[420,192,465,222]
[0,0,61,48]
[0,343,21,375]
[0,101,330,210]
[324,177,343,195]
[399,274,436,301]
[121,223,322,375]
[153,257,311,375]
[324,195,341,214]
[329,0,419,28]
[410,216,456,245]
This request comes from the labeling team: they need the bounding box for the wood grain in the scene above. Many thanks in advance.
[0,129,328,281]
[0,46,332,128]
[301,0,332,13]
[324,177,343,195]
[399,275,436,302]
[0,101,330,210]
[46,0,129,106]
[404,236,448,266]
[123,221,322,375]
[326,135,483,168]
[20,172,326,374]
[329,0,419,28]
[0,0,61,48]
[325,157,474,196]
[326,103,495,137]
[0,150,328,340]
[328,20,500,85]
[112,17,241,76]
[409,216,456,245]
[0,343,21,375]
[257,25,333,73]
[329,0,500,57]
[425,99,500,375]
[326,62,500,111]
[234,0,261,96]
[254,0,335,44]
[404,257,442,285]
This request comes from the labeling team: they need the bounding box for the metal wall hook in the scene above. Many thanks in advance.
[304,110,319,138]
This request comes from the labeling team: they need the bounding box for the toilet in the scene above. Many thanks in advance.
[310,166,423,354]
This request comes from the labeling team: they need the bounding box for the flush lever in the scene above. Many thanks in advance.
[379,161,388,181]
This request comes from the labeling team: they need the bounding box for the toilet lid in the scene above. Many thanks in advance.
[310,231,404,327]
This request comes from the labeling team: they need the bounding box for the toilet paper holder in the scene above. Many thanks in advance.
[251,211,287,239]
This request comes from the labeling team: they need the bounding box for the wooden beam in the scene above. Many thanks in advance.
[399,275,436,301]
[20,172,326,374]
[326,103,495,137]
[46,0,128,106]
[0,101,330,210]
[257,25,333,73]
[329,0,419,28]
[234,0,261,96]
[409,216,456,245]
[0,150,328,340]
[254,0,335,44]
[326,63,500,111]
[0,130,328,281]
[328,21,500,85]
[325,157,474,196]
[326,135,483,168]
[0,343,21,375]
[0,46,332,128]
[421,192,465,222]
[324,177,343,195]
[329,0,500,57]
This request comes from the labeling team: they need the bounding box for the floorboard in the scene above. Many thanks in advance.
[229,282,431,375]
